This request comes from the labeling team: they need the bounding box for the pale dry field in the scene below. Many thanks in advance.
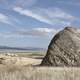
[0,65,80,80]
[0,53,80,80]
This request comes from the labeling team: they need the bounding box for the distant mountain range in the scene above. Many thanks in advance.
[0,46,46,52]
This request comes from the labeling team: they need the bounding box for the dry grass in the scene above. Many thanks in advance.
[0,65,80,80]
[16,52,45,59]
[0,53,42,66]
[0,53,80,80]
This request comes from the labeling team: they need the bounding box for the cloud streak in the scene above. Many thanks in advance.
[14,28,61,37]
[0,28,61,38]
[13,7,76,26]
[13,7,53,25]
[0,13,11,24]
[46,8,74,20]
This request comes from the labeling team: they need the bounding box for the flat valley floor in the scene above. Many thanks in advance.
[0,52,80,80]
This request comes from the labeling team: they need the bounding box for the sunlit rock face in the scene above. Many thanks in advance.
[41,27,80,67]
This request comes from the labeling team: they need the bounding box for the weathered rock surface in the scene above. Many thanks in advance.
[41,27,80,67]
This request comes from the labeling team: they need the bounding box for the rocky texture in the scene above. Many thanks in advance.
[41,27,80,67]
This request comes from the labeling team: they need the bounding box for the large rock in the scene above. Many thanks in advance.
[41,27,80,67]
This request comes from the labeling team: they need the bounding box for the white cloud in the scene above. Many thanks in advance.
[0,13,10,24]
[0,27,62,39]
[34,28,54,33]
[45,8,74,20]
[0,13,18,26]
[13,7,52,25]
[15,28,61,37]
[13,7,76,26]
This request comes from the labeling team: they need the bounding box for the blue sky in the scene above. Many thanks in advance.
[0,0,80,48]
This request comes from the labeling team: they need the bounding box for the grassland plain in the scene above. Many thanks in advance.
[0,52,80,80]
[0,65,80,80]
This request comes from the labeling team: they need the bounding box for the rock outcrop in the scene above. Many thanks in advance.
[41,27,80,67]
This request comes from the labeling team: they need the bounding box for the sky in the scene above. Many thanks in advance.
[0,0,80,48]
